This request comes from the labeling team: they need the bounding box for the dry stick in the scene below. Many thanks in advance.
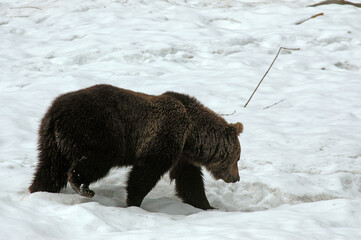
[244,47,300,108]
[295,13,324,25]
[263,99,286,110]
[219,110,237,116]
[309,0,361,7]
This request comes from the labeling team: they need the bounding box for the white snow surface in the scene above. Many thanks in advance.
[1,0,361,239]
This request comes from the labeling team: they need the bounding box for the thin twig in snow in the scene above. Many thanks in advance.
[263,99,286,110]
[219,110,237,116]
[243,47,300,108]
[309,0,361,7]
[295,13,324,25]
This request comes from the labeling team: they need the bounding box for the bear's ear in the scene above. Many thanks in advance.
[230,122,243,135]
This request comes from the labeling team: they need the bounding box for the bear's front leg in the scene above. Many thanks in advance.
[126,104,190,207]
[126,163,172,207]
[170,159,213,210]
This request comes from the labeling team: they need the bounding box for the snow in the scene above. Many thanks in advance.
[1,0,361,239]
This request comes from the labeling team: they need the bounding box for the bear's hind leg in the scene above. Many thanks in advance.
[170,160,213,210]
[68,154,114,198]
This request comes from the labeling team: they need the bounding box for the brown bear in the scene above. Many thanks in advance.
[29,84,243,210]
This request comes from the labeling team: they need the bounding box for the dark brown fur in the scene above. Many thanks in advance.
[29,84,243,210]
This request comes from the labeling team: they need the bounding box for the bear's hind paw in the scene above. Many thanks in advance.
[79,186,95,198]
[70,182,95,198]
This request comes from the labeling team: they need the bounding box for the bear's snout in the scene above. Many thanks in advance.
[228,162,240,183]
[224,174,240,183]
[232,174,240,183]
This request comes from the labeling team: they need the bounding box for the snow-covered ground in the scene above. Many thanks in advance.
[1,0,361,239]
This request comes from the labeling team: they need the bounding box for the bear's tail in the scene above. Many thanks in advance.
[29,117,69,193]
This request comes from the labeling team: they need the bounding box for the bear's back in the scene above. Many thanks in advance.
[44,85,190,157]
[47,84,156,122]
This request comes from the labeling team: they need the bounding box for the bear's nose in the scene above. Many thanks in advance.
[224,175,239,183]
[232,175,240,183]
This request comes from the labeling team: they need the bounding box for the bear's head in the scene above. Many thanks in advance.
[205,122,243,183]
